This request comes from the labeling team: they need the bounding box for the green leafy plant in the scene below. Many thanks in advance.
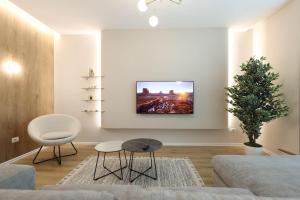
[226,57,289,147]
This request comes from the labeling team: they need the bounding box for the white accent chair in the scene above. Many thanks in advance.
[28,114,81,165]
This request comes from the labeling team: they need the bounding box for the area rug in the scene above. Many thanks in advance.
[58,156,204,188]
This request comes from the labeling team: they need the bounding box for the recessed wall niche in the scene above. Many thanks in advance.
[102,29,228,129]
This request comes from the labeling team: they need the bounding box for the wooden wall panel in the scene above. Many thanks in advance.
[0,4,54,163]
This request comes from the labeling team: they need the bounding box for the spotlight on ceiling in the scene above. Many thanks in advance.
[149,15,159,27]
[137,0,148,12]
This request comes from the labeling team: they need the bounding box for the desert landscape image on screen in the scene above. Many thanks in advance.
[136,81,194,114]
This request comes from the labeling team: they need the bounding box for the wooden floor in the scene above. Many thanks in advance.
[16,144,245,188]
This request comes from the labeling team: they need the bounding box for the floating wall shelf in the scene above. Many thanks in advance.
[81,110,105,113]
[81,75,104,79]
[81,87,104,90]
[81,73,104,114]
[81,99,104,102]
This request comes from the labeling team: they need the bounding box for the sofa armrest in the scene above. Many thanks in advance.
[0,164,35,189]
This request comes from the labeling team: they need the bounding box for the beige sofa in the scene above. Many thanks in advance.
[0,163,298,200]
[0,184,294,200]
[212,155,300,198]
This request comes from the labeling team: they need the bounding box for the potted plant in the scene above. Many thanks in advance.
[226,57,289,154]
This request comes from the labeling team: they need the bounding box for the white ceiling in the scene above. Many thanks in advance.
[10,0,289,33]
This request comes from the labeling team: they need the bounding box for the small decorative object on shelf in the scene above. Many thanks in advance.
[81,99,104,101]
[81,70,104,114]
[81,75,104,79]
[82,87,103,90]
[89,68,95,77]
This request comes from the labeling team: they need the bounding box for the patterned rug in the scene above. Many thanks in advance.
[58,156,204,188]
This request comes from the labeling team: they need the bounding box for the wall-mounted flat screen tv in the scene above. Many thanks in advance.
[136,81,194,114]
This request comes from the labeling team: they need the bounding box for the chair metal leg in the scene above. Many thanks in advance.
[53,146,56,156]
[33,146,44,164]
[32,142,77,165]
[57,145,62,165]
[70,142,78,154]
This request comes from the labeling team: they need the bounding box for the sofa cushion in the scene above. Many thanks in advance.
[43,184,257,199]
[0,189,115,200]
[42,184,141,198]
[42,184,253,196]
[212,155,300,198]
[41,131,73,140]
[0,164,35,190]
[123,190,256,200]
[150,186,254,195]
[42,184,299,200]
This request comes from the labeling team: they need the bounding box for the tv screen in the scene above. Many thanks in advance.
[136,81,194,114]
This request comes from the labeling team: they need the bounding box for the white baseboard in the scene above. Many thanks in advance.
[74,141,244,147]
[263,148,278,155]
[74,141,99,145]
[75,142,278,155]
[0,148,40,166]
[164,142,244,147]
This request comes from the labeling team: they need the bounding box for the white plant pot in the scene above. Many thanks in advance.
[244,145,264,155]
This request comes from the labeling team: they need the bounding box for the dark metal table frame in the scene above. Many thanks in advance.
[128,151,158,183]
[93,150,127,180]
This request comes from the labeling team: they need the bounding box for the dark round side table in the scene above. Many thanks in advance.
[122,138,162,183]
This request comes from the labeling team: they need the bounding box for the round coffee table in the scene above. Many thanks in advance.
[122,138,162,182]
[93,141,127,180]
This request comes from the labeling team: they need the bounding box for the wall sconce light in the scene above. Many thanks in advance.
[3,61,22,75]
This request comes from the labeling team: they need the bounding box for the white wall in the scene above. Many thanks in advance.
[253,0,300,154]
[228,30,253,133]
[54,30,244,145]
[227,1,300,154]
[54,2,299,149]
[102,29,228,129]
[54,34,101,141]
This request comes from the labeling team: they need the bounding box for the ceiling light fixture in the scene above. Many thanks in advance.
[138,0,182,12]
[149,15,159,27]
[138,0,183,27]
[144,0,183,6]
[137,0,148,12]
